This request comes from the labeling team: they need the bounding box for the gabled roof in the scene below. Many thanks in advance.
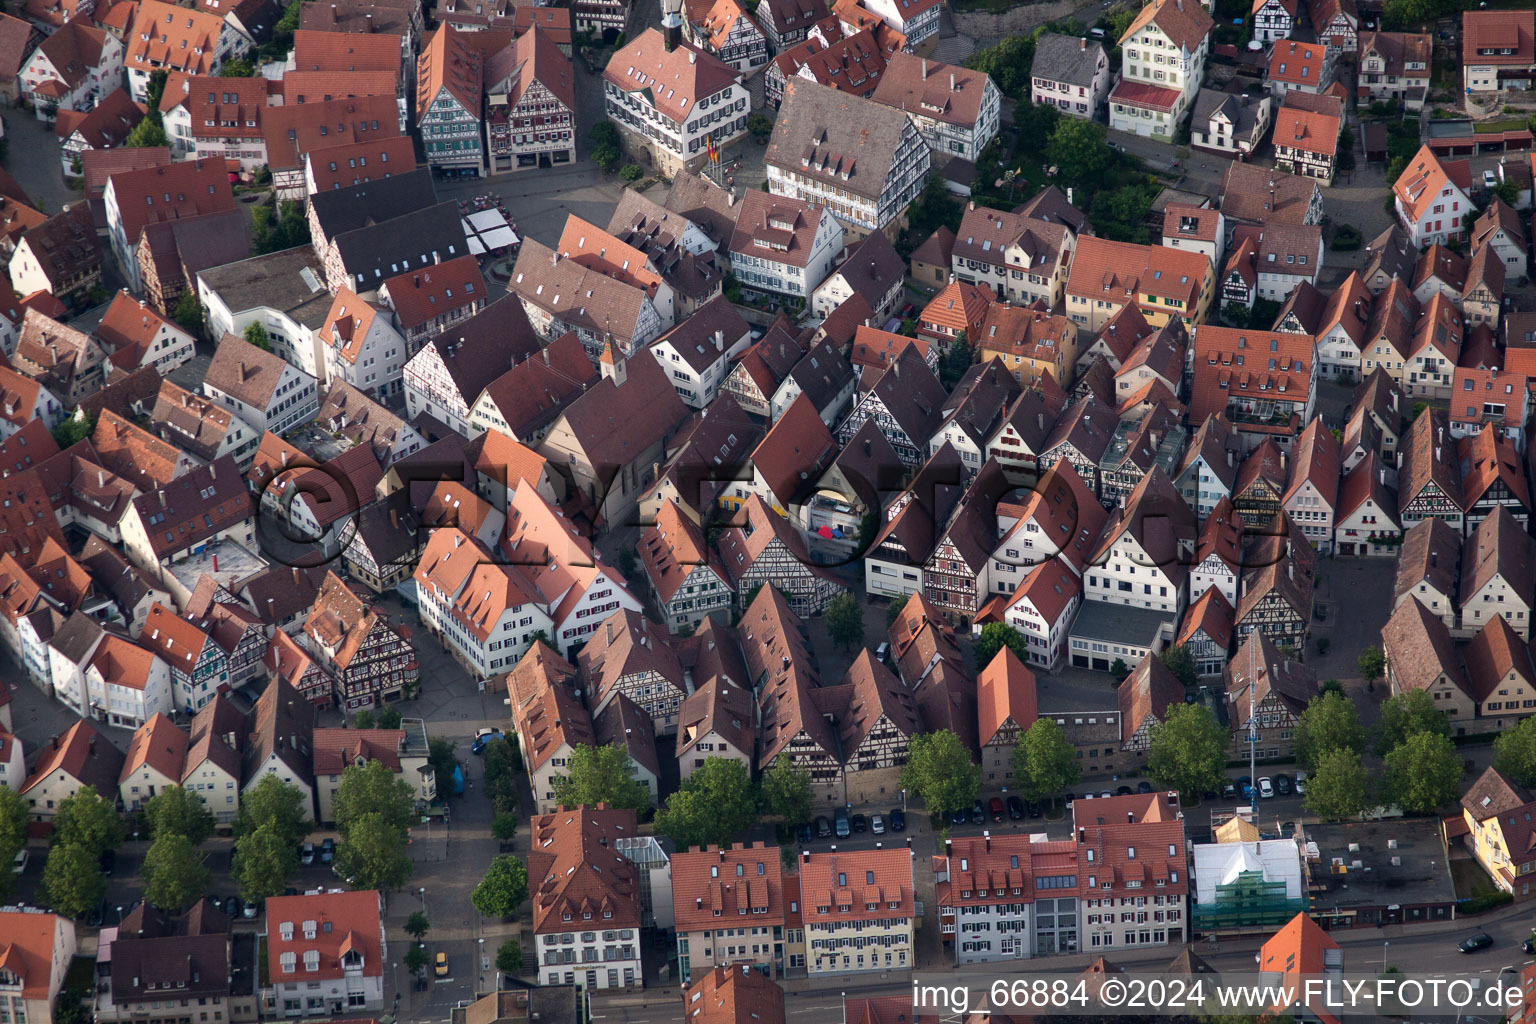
[975,646,1036,747]
[1226,629,1315,715]
[1178,585,1234,650]
[121,711,188,782]
[1382,594,1466,698]
[1393,144,1471,223]
[766,77,918,204]
[527,806,643,931]
[1283,417,1340,507]
[1462,505,1535,604]
[1178,412,1242,493]
[604,27,739,126]
[1117,652,1184,739]
[1118,0,1212,50]
[1400,407,1464,513]
[23,718,124,796]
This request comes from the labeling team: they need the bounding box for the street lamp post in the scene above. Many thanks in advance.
[419,887,426,915]
[1381,940,1389,972]
[478,937,486,996]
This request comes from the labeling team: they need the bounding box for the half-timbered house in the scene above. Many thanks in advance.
[1084,467,1196,617]
[1224,630,1315,759]
[1232,440,1287,525]
[982,383,1068,486]
[1333,453,1401,556]
[1393,517,1461,633]
[863,445,965,600]
[717,494,847,616]
[836,345,947,469]
[1190,497,1244,606]
[922,460,1011,623]
[1178,587,1234,677]
[837,649,922,804]
[1459,424,1531,532]
[1235,555,1313,652]
[1175,412,1243,521]
[1459,507,1535,641]
[578,609,688,733]
[1399,408,1465,533]
[1117,653,1185,766]
[1037,394,1114,499]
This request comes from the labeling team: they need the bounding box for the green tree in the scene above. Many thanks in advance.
[405,911,430,942]
[760,756,813,832]
[1159,644,1198,690]
[144,69,169,119]
[1011,717,1081,805]
[1047,118,1113,190]
[51,412,93,448]
[335,812,412,891]
[333,758,416,837]
[619,163,643,182]
[235,773,310,848]
[492,812,519,844]
[126,117,168,148]
[655,757,757,850]
[352,709,375,729]
[940,334,973,388]
[428,737,458,801]
[1357,644,1385,682]
[143,785,216,846]
[825,593,864,651]
[962,34,1035,102]
[54,989,88,1024]
[377,706,402,729]
[1383,731,1462,813]
[746,110,774,140]
[252,199,311,256]
[143,832,210,911]
[974,625,1028,673]
[173,289,204,334]
[243,322,272,351]
[551,743,650,812]
[1304,747,1371,821]
[904,175,963,240]
[471,855,529,918]
[590,123,621,172]
[404,945,430,978]
[1147,704,1228,797]
[1495,715,1536,786]
[0,788,26,899]
[1292,691,1367,773]
[233,822,299,903]
[220,57,256,76]
[42,842,105,918]
[1494,179,1521,208]
[53,785,124,857]
[495,937,523,975]
[899,730,980,822]
[885,595,909,627]
[1373,688,1448,756]
[483,737,521,814]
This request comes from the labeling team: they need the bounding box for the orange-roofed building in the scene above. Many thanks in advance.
[1273,103,1340,184]
[1392,144,1473,247]
[302,571,415,709]
[95,289,196,375]
[1257,913,1342,1024]
[799,846,915,975]
[504,641,594,811]
[262,95,401,199]
[639,498,733,632]
[1188,326,1317,447]
[117,710,187,811]
[917,279,992,346]
[417,24,484,176]
[682,962,786,1024]
[0,910,75,1022]
[139,601,226,713]
[22,718,127,817]
[413,525,553,683]
[102,158,233,292]
[84,631,172,727]
[124,0,236,103]
[266,889,388,1012]
[672,842,787,982]
[529,805,644,988]
[379,252,488,350]
[305,134,417,195]
[158,74,270,168]
[976,647,1037,782]
[1462,9,1536,94]
[1108,0,1211,140]
[1074,810,1188,951]
[1001,558,1083,672]
[1065,236,1215,334]
[934,831,1079,963]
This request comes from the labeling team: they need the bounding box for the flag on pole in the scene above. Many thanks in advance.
[706,136,719,164]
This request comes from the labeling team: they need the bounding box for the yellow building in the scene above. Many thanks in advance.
[799,848,916,975]
[973,303,1079,388]
[1455,767,1536,899]
[1065,236,1215,335]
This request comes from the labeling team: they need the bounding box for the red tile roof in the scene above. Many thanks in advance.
[528,806,644,932]
[672,842,786,933]
[801,847,914,923]
[265,890,384,981]
[381,253,485,330]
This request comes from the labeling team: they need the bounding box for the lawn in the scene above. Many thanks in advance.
[1474,118,1529,133]
[1450,857,1499,901]
[63,956,94,997]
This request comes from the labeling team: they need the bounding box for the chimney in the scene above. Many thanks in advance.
[714,329,724,351]
[1080,37,1086,49]
[949,73,956,91]
[921,59,928,79]
[983,830,990,852]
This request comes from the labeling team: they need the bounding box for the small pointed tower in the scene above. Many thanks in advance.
[599,333,627,386]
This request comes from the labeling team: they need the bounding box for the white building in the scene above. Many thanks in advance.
[201,334,319,436]
[766,78,929,240]
[1108,0,1212,141]
[1030,33,1110,119]
[727,190,844,300]
[869,53,1001,163]
[648,296,752,408]
[315,288,410,397]
[602,28,748,178]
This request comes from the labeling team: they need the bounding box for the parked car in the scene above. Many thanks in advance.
[1115,785,1132,796]
[435,952,450,977]
[850,813,868,834]
[320,837,335,863]
[10,849,24,872]
[1258,777,1275,799]
[1238,776,1253,798]
[1275,774,1293,796]
[797,822,813,844]
[834,808,850,838]
[226,896,243,918]
[1484,169,1499,189]
[1460,933,1494,953]
[243,899,260,919]
[988,797,1004,822]
[471,728,503,755]
[969,801,986,824]
[951,806,969,825]
[1006,796,1025,820]
[814,816,833,838]
[1222,781,1237,799]
[1137,781,1152,794]
[1523,936,1534,955]
[1026,799,1043,818]
[889,808,906,832]
[871,814,886,834]
[1295,771,1307,796]
[300,842,315,865]
[99,849,115,875]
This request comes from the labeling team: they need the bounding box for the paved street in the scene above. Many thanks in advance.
[1,110,83,212]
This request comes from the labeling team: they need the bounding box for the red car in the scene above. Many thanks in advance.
[988,797,1005,822]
